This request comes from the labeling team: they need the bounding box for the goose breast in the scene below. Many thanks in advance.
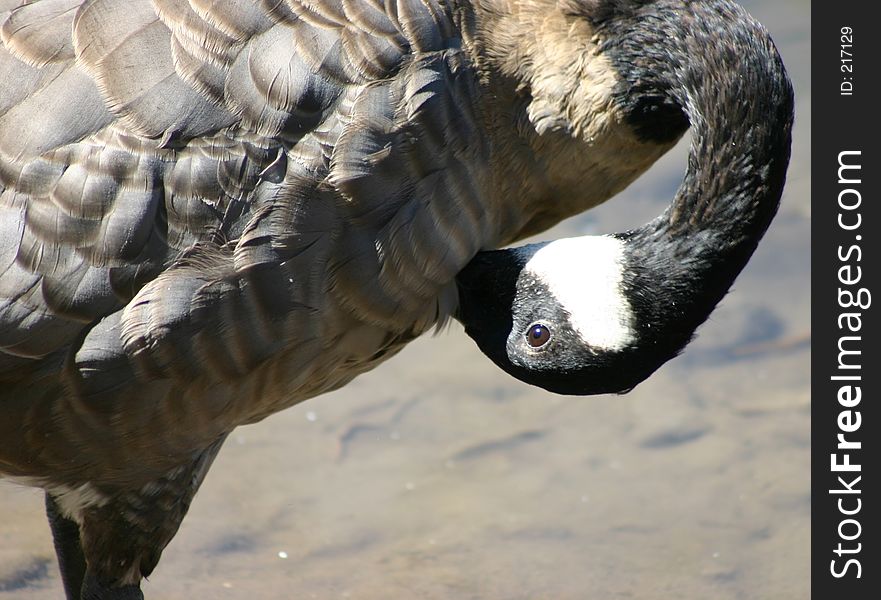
[0,0,490,483]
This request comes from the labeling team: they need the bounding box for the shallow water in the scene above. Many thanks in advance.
[0,1,810,598]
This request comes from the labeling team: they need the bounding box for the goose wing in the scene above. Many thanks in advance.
[0,0,488,483]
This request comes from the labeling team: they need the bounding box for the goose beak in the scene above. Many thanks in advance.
[455,248,525,369]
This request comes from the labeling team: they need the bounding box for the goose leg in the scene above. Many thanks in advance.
[75,436,228,599]
[46,490,146,599]
[80,574,143,600]
[45,492,87,600]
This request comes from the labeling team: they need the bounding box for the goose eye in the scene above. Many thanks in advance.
[527,324,551,348]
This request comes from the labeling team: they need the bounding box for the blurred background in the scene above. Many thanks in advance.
[0,1,810,598]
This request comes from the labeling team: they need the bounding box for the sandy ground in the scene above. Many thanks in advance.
[0,1,810,598]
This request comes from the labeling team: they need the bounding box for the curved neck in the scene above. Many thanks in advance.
[604,0,794,352]
[453,1,793,396]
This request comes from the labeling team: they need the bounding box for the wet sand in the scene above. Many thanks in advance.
[0,1,810,598]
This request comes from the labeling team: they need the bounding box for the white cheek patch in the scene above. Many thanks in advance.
[524,236,635,351]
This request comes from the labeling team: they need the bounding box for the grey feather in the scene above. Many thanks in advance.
[0,0,79,67]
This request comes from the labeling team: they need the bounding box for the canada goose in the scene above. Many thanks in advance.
[0,0,792,598]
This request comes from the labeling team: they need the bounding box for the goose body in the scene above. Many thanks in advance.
[0,1,792,598]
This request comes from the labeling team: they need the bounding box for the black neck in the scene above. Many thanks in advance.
[600,0,794,355]
[455,1,794,396]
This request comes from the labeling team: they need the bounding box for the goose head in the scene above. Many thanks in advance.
[457,235,647,395]
[456,0,794,395]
